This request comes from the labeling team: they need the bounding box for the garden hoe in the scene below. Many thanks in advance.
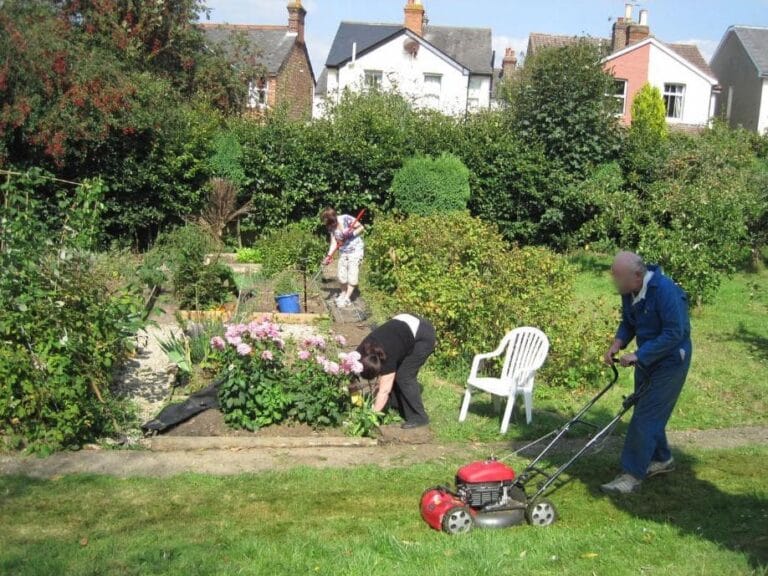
[420,361,651,534]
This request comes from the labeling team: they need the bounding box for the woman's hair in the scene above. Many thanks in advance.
[359,341,387,380]
[320,207,338,230]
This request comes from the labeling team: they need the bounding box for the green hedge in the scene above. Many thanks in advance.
[390,153,470,215]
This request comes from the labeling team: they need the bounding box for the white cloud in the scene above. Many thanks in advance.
[674,38,719,63]
[492,35,529,67]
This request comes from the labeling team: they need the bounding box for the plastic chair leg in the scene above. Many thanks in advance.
[459,388,472,422]
[501,395,516,434]
[523,390,533,424]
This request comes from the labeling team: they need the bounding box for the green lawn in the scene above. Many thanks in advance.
[1,446,766,575]
[423,256,768,443]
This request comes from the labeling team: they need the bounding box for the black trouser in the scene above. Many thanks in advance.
[387,318,436,424]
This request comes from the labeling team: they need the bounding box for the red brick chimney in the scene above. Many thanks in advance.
[611,17,629,52]
[501,48,518,78]
[287,0,306,44]
[626,8,650,46]
[404,0,425,37]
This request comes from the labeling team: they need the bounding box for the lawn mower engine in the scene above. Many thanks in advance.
[420,459,557,535]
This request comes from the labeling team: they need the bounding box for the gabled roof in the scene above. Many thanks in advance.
[725,26,768,77]
[200,24,297,76]
[605,37,717,83]
[527,32,610,55]
[326,21,493,74]
[326,22,403,68]
[315,68,328,97]
[528,32,714,81]
[666,43,714,78]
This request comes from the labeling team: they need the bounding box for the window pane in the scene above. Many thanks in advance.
[364,70,382,89]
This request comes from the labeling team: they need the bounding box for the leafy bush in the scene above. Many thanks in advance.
[366,212,613,387]
[389,153,470,215]
[0,171,143,452]
[150,224,237,309]
[235,247,263,264]
[581,126,764,304]
[211,323,368,432]
[255,221,326,277]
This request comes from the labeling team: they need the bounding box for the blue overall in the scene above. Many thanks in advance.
[615,265,692,479]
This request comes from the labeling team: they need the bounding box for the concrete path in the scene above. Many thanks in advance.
[1,427,765,479]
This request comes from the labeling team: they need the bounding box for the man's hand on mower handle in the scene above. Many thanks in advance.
[603,339,623,366]
[618,353,638,367]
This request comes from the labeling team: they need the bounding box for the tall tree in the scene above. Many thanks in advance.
[506,40,621,174]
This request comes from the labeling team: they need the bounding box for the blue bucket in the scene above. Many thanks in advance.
[275,293,301,314]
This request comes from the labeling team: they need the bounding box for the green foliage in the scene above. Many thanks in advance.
[151,224,237,310]
[286,361,351,429]
[366,212,612,387]
[213,324,368,432]
[623,84,670,186]
[344,398,383,438]
[235,247,263,264]
[255,221,326,278]
[582,126,765,304]
[0,170,143,452]
[209,132,246,186]
[631,84,668,142]
[506,40,621,174]
[389,153,470,215]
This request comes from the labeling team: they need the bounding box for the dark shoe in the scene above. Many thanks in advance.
[401,420,429,430]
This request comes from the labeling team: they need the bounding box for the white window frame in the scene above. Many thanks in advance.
[423,73,442,108]
[663,83,686,120]
[467,77,484,111]
[364,70,383,90]
[247,77,269,109]
[611,79,628,116]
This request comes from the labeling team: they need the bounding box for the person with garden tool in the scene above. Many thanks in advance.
[356,314,436,429]
[320,208,365,308]
[601,251,692,495]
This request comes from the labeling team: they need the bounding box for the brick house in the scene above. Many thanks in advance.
[201,1,315,120]
[525,4,719,128]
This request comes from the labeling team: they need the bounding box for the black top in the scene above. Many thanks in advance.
[357,319,415,375]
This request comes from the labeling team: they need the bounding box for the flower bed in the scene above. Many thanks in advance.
[209,317,379,437]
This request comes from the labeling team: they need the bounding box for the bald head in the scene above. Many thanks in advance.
[611,251,647,295]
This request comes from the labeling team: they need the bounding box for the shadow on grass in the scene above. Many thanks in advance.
[568,252,612,276]
[728,322,768,364]
[519,431,768,570]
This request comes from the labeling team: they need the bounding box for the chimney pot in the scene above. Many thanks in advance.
[639,9,648,26]
[287,0,306,44]
[404,0,425,37]
[624,3,633,20]
[501,48,518,77]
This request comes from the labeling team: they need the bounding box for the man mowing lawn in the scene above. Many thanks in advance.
[321,207,365,308]
[601,251,693,495]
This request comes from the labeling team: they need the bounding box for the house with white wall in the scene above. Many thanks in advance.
[526,4,719,129]
[314,0,494,118]
[710,26,768,134]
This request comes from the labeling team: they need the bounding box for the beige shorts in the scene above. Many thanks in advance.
[338,250,364,286]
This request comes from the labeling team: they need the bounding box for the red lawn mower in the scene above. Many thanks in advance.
[421,363,650,534]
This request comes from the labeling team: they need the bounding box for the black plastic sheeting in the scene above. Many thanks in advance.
[141,379,222,434]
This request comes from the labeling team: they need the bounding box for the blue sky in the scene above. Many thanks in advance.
[204,0,768,75]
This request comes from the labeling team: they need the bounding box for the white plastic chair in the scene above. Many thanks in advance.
[459,327,550,434]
